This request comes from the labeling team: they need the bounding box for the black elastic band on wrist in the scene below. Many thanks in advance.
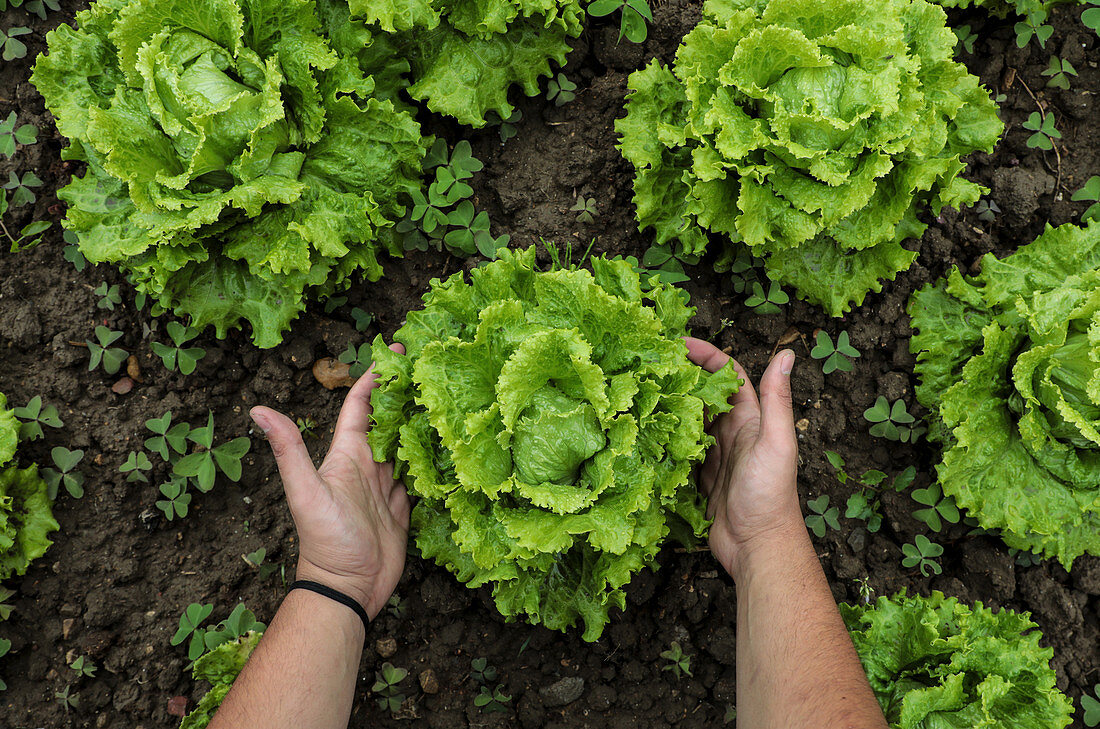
[289,580,371,632]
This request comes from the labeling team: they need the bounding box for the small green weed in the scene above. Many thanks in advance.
[805,495,840,538]
[744,280,789,315]
[87,326,128,375]
[1014,11,1053,48]
[1023,111,1060,151]
[0,112,36,159]
[901,535,944,576]
[587,0,652,42]
[42,446,85,499]
[156,478,191,520]
[3,170,41,207]
[863,397,924,442]
[172,412,251,492]
[351,307,372,332]
[1,190,49,252]
[339,343,371,378]
[0,26,30,61]
[570,196,598,224]
[811,330,860,374]
[54,685,79,711]
[144,412,191,462]
[953,24,976,53]
[94,282,121,311]
[660,641,693,679]
[373,662,408,713]
[0,586,14,620]
[13,395,62,441]
[171,603,213,661]
[1043,56,1077,89]
[1081,683,1100,727]
[69,655,96,678]
[546,72,577,106]
[1072,176,1100,222]
[120,450,153,483]
[475,685,512,713]
[910,483,961,532]
[150,322,206,375]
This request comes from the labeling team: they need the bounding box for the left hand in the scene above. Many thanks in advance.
[249,345,410,620]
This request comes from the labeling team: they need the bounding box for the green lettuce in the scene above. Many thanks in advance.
[0,394,17,468]
[32,0,429,347]
[369,246,741,640]
[842,591,1073,729]
[332,0,584,127]
[0,464,60,582]
[617,0,1003,316]
[909,221,1100,567]
[180,631,262,729]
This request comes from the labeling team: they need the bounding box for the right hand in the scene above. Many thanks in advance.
[686,338,803,577]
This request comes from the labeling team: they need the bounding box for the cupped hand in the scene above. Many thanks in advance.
[686,338,803,577]
[249,345,410,620]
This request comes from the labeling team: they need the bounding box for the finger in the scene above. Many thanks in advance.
[388,483,411,528]
[251,407,320,498]
[726,357,760,415]
[684,337,730,373]
[332,342,407,440]
[758,350,798,452]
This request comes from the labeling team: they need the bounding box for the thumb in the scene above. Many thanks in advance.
[250,407,319,496]
[758,350,797,456]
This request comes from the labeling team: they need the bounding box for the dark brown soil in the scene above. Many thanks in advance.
[1,2,1098,728]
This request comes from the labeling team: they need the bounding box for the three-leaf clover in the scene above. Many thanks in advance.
[87,326,128,374]
[42,446,85,499]
[744,280,789,315]
[172,412,251,492]
[156,478,191,520]
[471,657,498,685]
[144,412,191,462]
[811,330,861,374]
[863,396,923,442]
[150,321,206,375]
[202,603,266,652]
[1082,683,1100,727]
[13,395,62,440]
[901,535,944,576]
[120,450,153,483]
[474,685,512,713]
[587,0,652,43]
[805,495,840,538]
[1023,111,1060,151]
[0,112,36,159]
[443,200,492,256]
[911,483,961,532]
[372,662,408,713]
[1085,0,1100,35]
[953,24,976,54]
[94,282,121,311]
[570,196,598,224]
[1014,11,1053,48]
[0,586,14,621]
[69,655,96,678]
[351,308,372,332]
[338,343,371,379]
[3,170,42,207]
[1042,56,1078,90]
[0,26,31,61]
[660,641,693,679]
[546,72,577,106]
[170,603,213,661]
[1072,176,1100,223]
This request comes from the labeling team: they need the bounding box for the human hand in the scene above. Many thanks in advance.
[686,338,803,577]
[249,345,411,620]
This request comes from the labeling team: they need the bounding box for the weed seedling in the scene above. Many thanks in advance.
[0,112,36,159]
[953,24,976,54]
[62,231,87,271]
[471,657,498,685]
[845,472,887,533]
[3,170,41,207]
[639,244,691,285]
[87,326,128,375]
[1043,56,1078,89]
[0,586,14,620]
[172,412,251,492]
[120,451,152,482]
[975,199,1000,223]
[1085,1,1100,35]
[296,417,318,438]
[443,200,492,255]
[42,446,85,499]
[171,603,214,662]
[571,196,598,224]
[372,662,408,713]
[910,483,961,532]
[587,0,652,42]
[660,641,693,679]
[156,478,191,520]
[901,535,944,576]
[745,280,789,315]
[1072,176,1100,222]
[853,576,874,605]
[69,655,96,678]
[150,321,206,375]
[825,450,850,486]
[1009,547,1044,567]
[1081,683,1100,727]
[144,412,191,462]
[1023,111,1060,151]
[13,395,62,440]
[243,548,279,580]
[1014,11,1053,48]
[475,685,513,713]
[386,594,407,619]
[338,343,371,379]
[546,73,577,106]
[811,330,860,374]
[351,307,372,332]
[488,108,523,143]
[863,397,923,442]
[55,686,79,711]
[805,495,840,538]
[94,282,121,311]
[891,466,917,492]
[0,26,30,61]
[202,603,266,652]
[1,190,49,252]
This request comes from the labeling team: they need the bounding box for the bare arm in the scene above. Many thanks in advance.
[686,339,887,729]
[209,347,411,729]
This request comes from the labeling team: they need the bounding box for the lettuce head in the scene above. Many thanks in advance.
[331,0,584,127]
[0,464,60,582]
[842,591,1073,729]
[369,246,741,640]
[617,0,1004,316]
[909,221,1100,567]
[32,0,429,347]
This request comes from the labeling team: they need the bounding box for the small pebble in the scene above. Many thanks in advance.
[419,668,439,694]
[375,637,397,658]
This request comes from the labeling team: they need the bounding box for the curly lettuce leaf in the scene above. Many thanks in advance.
[0,465,60,582]
[0,394,18,469]
[843,591,1073,729]
[370,247,740,640]
[180,631,262,729]
[618,0,1003,315]
[909,221,1100,567]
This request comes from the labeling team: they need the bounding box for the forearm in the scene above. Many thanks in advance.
[209,590,366,729]
[732,519,887,729]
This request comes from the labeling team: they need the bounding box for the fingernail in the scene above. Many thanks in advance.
[781,350,795,375]
[250,409,270,433]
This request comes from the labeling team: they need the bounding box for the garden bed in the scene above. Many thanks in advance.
[0,1,1097,727]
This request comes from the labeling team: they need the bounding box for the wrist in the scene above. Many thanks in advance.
[294,559,376,619]
[283,587,367,645]
[728,512,814,583]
